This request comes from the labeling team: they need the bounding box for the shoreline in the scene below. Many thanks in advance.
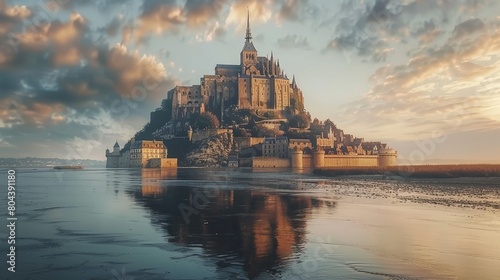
[313,164,500,178]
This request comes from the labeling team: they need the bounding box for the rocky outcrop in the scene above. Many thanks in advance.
[182,132,236,167]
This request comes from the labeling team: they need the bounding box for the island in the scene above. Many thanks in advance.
[105,13,397,169]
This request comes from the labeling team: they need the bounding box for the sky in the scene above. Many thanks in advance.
[0,0,500,163]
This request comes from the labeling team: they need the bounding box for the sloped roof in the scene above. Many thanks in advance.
[216,64,240,70]
[242,41,257,52]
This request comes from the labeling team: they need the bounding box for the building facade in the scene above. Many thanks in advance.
[106,139,176,168]
[130,140,168,168]
[262,136,289,158]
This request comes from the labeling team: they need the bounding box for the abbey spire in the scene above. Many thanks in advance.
[245,8,252,42]
[241,8,258,74]
[241,8,257,53]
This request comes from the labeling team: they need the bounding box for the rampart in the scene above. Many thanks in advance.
[191,129,232,143]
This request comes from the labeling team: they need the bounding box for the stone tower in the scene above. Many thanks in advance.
[106,141,120,168]
[378,147,397,167]
[240,9,258,75]
[113,141,120,153]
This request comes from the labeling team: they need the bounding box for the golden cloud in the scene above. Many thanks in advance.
[337,18,500,140]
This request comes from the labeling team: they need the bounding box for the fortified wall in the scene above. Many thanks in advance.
[234,137,265,149]
[191,129,232,143]
[245,149,396,168]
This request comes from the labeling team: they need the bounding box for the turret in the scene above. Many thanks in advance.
[113,141,120,153]
[378,147,397,167]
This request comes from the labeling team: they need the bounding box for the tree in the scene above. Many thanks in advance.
[233,128,248,137]
[310,118,323,135]
[246,118,257,129]
[263,111,276,119]
[190,112,220,130]
[288,113,310,129]
[134,122,154,140]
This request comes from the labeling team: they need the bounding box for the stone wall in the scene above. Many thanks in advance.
[302,154,312,168]
[238,157,253,167]
[291,152,383,169]
[324,155,378,167]
[105,155,119,168]
[251,157,290,168]
[234,137,264,149]
[191,129,232,143]
[147,158,178,168]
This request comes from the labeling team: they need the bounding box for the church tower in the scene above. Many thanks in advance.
[240,10,258,75]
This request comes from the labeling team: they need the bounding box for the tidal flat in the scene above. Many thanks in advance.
[0,168,499,280]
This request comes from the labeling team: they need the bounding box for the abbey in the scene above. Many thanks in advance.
[168,12,304,122]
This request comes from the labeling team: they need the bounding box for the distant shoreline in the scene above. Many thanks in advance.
[313,164,500,178]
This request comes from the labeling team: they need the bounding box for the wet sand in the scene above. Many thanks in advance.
[314,164,500,178]
[0,168,499,279]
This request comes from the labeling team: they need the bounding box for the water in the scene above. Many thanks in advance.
[1,168,499,280]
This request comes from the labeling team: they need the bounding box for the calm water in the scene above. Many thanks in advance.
[1,168,499,280]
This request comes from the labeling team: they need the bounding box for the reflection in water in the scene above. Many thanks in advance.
[133,169,334,279]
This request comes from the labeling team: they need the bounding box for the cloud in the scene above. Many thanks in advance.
[225,0,273,30]
[323,0,496,62]
[322,0,405,62]
[183,0,226,27]
[274,0,319,23]
[0,2,180,159]
[0,137,12,147]
[120,0,320,44]
[44,0,133,12]
[125,0,227,44]
[411,20,443,44]
[0,0,31,36]
[102,14,126,37]
[277,34,309,50]
[335,17,500,140]
[196,21,226,42]
[451,18,485,41]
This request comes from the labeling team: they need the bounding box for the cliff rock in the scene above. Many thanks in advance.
[182,132,235,167]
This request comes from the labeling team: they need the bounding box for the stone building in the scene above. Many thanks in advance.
[105,141,121,168]
[106,139,176,168]
[130,140,168,168]
[288,139,313,152]
[262,136,289,158]
[168,11,304,124]
[315,125,335,149]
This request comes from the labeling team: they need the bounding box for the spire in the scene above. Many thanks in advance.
[241,8,257,53]
[245,8,252,42]
[292,75,297,88]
